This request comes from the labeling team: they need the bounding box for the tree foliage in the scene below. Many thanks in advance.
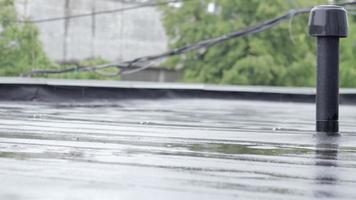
[0,0,54,76]
[0,0,114,80]
[340,23,356,87]
[161,0,356,87]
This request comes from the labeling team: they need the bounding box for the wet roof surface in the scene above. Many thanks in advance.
[1,99,356,199]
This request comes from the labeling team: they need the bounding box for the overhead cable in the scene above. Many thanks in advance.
[27,2,356,77]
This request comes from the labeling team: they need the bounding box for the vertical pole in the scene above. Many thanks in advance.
[316,37,339,132]
[309,5,348,133]
[63,0,71,61]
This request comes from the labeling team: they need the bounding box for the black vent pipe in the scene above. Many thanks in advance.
[309,5,348,133]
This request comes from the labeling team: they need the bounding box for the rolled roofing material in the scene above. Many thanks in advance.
[1,98,356,199]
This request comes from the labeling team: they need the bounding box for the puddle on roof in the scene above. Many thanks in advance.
[0,99,356,199]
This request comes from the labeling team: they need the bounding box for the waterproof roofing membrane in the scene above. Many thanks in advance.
[0,79,356,200]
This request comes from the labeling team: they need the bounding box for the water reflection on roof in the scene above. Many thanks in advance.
[0,99,356,199]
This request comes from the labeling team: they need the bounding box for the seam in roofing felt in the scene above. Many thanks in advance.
[0,77,355,103]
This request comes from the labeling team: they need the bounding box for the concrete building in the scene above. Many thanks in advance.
[15,0,169,63]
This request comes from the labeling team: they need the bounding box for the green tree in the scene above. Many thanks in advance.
[0,0,53,76]
[0,0,113,80]
[340,19,356,88]
[161,0,330,86]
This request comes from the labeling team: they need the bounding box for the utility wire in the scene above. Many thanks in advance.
[27,2,356,77]
[18,0,190,24]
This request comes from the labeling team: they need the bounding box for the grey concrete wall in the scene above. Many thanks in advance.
[121,67,182,82]
[15,0,168,63]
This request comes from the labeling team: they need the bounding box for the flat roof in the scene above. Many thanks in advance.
[0,98,356,199]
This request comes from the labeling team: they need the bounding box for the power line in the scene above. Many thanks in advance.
[27,2,356,77]
[18,0,190,24]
